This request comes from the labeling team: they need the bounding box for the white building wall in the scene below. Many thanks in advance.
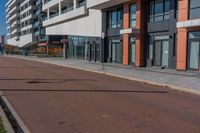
[7,34,33,47]
[46,9,102,37]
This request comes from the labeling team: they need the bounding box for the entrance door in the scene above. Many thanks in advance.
[188,41,200,70]
[129,37,136,64]
[162,40,169,66]
[154,39,169,67]
[90,43,95,61]
[96,44,100,62]
[109,39,122,63]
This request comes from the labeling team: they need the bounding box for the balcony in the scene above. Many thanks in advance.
[43,5,87,27]
[87,0,130,9]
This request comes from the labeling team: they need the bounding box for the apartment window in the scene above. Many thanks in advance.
[149,0,170,22]
[108,8,123,28]
[130,3,136,28]
[189,0,200,19]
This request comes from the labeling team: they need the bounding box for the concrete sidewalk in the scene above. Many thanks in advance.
[5,55,200,95]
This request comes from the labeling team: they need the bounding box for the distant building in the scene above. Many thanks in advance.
[0,35,5,46]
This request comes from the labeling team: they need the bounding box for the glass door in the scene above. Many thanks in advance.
[188,41,200,70]
[154,39,169,67]
[96,44,100,62]
[129,37,136,64]
[90,43,95,61]
[109,39,122,63]
[162,40,169,66]
[154,40,162,66]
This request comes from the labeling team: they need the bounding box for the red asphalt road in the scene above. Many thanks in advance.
[0,57,200,133]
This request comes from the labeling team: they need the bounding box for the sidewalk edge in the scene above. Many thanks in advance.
[0,92,31,133]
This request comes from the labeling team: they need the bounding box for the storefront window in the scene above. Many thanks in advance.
[108,8,123,28]
[149,0,170,22]
[189,31,200,39]
[189,0,200,19]
[108,39,122,63]
[130,3,136,28]
[68,36,89,60]
[188,31,200,70]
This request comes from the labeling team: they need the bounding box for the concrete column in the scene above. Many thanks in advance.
[47,8,50,19]
[59,2,61,14]
[46,45,49,56]
[63,43,67,59]
[73,0,77,9]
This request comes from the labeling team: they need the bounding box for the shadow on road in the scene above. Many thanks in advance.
[0,89,168,93]
[0,79,98,83]
[0,66,64,69]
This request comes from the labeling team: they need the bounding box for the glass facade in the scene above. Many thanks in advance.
[149,35,169,67]
[130,3,136,28]
[68,36,100,62]
[188,31,200,70]
[108,8,123,28]
[129,37,136,64]
[108,39,122,63]
[189,0,200,19]
[149,0,170,22]
[68,36,89,60]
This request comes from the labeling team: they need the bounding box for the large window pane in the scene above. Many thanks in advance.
[108,8,123,29]
[112,11,117,28]
[130,4,136,27]
[189,0,200,19]
[149,0,171,22]
[190,0,200,9]
[189,31,200,39]
[189,41,199,69]
[155,0,163,14]
[190,8,200,19]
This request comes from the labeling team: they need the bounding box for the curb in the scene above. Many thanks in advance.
[0,104,14,133]
[0,91,30,133]
[6,56,200,96]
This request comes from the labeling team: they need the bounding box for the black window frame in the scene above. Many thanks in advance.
[108,8,123,29]
[189,0,200,19]
[149,0,171,22]
[129,3,137,28]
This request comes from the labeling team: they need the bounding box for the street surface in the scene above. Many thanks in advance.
[0,57,200,133]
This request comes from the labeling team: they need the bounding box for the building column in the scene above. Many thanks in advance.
[135,0,145,67]
[176,0,189,70]
[63,43,66,59]
[122,3,130,65]
[59,2,61,14]
[47,8,50,19]
[177,28,187,70]
[74,0,77,9]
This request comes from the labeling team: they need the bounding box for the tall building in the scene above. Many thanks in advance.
[6,0,35,47]
[6,0,21,46]
[0,36,5,46]
[42,0,102,61]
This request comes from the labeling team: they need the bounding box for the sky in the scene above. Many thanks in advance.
[0,0,7,35]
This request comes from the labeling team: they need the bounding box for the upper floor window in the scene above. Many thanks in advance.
[149,0,170,22]
[189,0,200,19]
[108,8,123,29]
[130,3,136,28]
